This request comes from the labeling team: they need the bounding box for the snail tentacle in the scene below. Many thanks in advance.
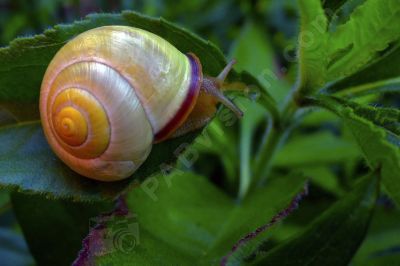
[201,59,243,118]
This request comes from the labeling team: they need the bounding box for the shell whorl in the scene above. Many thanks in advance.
[40,26,202,181]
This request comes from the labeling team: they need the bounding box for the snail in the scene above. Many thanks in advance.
[40,26,242,181]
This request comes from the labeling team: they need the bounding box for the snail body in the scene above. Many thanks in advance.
[40,26,241,181]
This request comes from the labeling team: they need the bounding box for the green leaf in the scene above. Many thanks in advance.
[301,109,339,126]
[310,96,400,206]
[230,21,276,78]
[0,190,9,205]
[327,0,368,29]
[353,206,400,265]
[227,20,280,117]
[322,0,365,25]
[10,192,112,266]
[0,108,16,127]
[327,44,400,97]
[274,131,361,167]
[0,103,39,125]
[238,98,266,200]
[0,191,10,215]
[237,71,280,120]
[329,97,400,136]
[335,77,400,98]
[299,166,345,197]
[322,0,348,15]
[76,172,307,265]
[0,11,228,103]
[344,114,400,206]
[228,20,281,199]
[229,20,290,103]
[327,0,400,80]
[297,0,328,93]
[248,171,379,265]
[312,95,400,140]
[354,254,400,266]
[0,122,200,201]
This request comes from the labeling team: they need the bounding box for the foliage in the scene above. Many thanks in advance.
[308,96,400,206]
[0,0,399,265]
[297,0,328,93]
[75,172,307,266]
[238,171,379,265]
[326,0,400,81]
[10,193,112,266]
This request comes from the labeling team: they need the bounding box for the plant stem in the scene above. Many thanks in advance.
[253,90,299,185]
[238,124,252,201]
[253,119,281,183]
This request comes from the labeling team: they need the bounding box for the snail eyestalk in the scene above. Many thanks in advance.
[201,59,243,118]
[217,59,237,82]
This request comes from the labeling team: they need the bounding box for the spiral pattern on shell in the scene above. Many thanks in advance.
[40,26,202,181]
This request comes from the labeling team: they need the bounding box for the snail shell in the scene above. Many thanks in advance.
[40,26,239,181]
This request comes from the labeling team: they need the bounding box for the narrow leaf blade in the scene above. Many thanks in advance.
[310,96,400,206]
[297,0,328,93]
[327,0,400,80]
[250,171,379,266]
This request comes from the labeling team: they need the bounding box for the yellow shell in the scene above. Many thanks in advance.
[40,26,201,181]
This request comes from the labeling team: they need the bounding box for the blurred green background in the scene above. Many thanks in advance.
[0,0,298,59]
